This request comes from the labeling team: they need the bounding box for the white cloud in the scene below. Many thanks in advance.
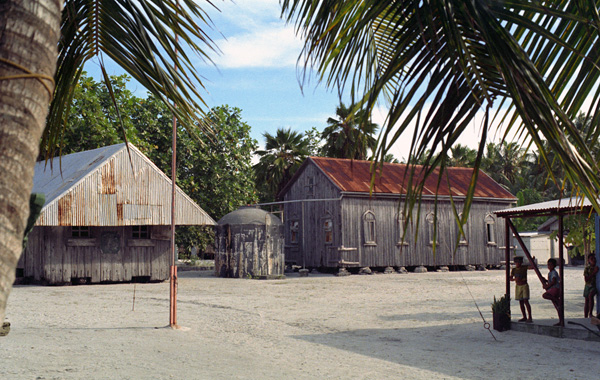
[213,25,303,68]
[371,105,521,162]
[199,1,303,69]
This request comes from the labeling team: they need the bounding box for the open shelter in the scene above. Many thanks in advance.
[494,197,595,327]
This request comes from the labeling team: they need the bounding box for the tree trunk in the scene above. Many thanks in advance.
[0,0,61,322]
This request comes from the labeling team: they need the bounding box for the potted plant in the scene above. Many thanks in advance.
[491,295,511,331]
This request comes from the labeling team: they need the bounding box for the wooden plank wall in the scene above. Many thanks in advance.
[338,197,511,268]
[281,160,514,268]
[20,226,170,284]
[283,163,341,267]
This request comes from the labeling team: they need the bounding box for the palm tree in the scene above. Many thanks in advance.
[0,0,216,322]
[481,142,526,194]
[448,144,477,168]
[254,128,310,200]
[282,1,600,215]
[383,153,399,164]
[320,102,378,160]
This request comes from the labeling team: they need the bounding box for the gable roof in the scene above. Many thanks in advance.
[280,157,516,200]
[32,144,215,226]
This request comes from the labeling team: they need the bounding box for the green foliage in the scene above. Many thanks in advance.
[481,142,526,195]
[447,144,477,168]
[254,128,310,201]
[320,102,378,160]
[550,215,596,258]
[176,226,215,259]
[178,105,259,221]
[383,153,399,163]
[303,126,324,157]
[491,295,511,316]
[42,74,137,158]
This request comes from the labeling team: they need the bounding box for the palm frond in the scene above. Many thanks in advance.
[283,0,600,216]
[42,0,218,158]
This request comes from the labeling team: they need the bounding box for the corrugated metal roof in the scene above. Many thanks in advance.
[304,157,516,199]
[32,144,215,226]
[495,197,592,217]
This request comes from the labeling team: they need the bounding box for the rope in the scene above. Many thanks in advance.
[0,57,55,98]
[460,272,497,341]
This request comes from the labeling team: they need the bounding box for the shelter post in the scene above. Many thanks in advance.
[505,217,510,300]
[558,215,564,326]
[586,214,600,255]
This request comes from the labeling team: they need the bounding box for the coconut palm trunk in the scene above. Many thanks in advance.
[0,0,61,322]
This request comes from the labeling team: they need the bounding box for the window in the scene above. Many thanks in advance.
[306,177,314,197]
[323,218,333,243]
[396,214,409,246]
[363,211,376,245]
[132,225,150,239]
[485,214,496,245]
[290,220,300,244]
[426,212,437,245]
[458,212,468,245]
[72,226,90,238]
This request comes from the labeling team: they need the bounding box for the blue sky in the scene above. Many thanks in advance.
[90,0,507,161]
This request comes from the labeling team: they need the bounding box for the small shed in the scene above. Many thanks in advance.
[215,206,284,278]
[495,197,594,327]
[17,143,215,284]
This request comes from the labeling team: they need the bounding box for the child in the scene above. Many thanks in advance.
[510,256,532,323]
[583,254,598,318]
[542,258,563,326]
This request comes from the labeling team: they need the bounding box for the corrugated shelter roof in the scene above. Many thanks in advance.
[32,143,215,226]
[281,157,515,200]
[494,197,593,218]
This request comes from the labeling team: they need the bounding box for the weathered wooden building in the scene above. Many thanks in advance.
[17,143,215,284]
[279,157,516,269]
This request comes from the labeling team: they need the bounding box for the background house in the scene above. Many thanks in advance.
[17,143,215,284]
[513,217,578,266]
[279,157,516,270]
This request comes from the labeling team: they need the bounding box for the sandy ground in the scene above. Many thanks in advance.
[2,266,600,380]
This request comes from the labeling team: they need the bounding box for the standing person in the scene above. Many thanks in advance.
[542,258,563,326]
[583,254,598,318]
[510,256,533,323]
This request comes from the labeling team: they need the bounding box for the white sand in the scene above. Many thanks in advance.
[2,267,600,379]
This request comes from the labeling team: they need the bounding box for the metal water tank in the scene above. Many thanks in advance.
[215,206,284,278]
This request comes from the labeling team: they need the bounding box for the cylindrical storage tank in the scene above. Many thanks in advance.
[215,206,285,278]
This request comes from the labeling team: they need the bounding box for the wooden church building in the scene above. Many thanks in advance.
[17,143,215,284]
[278,157,516,270]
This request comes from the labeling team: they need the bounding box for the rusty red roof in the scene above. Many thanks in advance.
[304,157,516,199]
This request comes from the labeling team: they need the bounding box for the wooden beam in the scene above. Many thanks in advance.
[507,219,545,284]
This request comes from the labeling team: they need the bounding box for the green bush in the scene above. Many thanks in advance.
[491,294,511,316]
